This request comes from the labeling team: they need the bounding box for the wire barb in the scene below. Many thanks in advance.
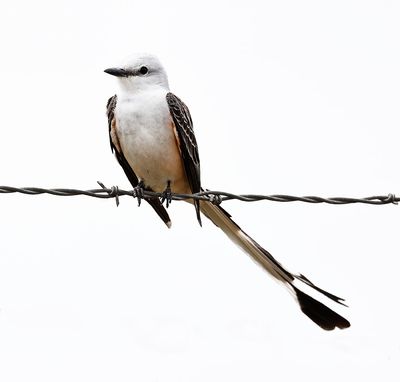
[97,181,120,206]
[205,189,222,205]
[0,184,398,206]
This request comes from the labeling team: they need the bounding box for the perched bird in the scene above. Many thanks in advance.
[104,53,350,330]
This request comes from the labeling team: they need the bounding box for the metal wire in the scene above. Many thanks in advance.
[0,182,398,206]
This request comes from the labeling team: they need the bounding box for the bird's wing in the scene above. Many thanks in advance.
[107,95,171,227]
[166,92,201,225]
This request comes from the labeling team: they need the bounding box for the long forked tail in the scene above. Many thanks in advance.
[200,201,350,330]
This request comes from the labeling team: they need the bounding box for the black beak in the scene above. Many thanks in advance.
[104,68,129,77]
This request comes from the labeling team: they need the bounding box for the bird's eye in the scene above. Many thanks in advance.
[139,66,149,75]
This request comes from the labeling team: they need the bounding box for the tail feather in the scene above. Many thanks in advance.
[200,201,350,330]
[294,287,350,330]
[147,198,172,228]
[294,273,347,306]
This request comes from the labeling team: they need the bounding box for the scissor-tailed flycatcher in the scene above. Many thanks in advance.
[104,53,350,330]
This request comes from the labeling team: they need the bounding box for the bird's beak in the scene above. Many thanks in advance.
[104,68,129,77]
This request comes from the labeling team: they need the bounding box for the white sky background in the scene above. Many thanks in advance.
[0,0,399,380]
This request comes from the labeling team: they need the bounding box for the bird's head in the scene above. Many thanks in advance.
[104,53,169,94]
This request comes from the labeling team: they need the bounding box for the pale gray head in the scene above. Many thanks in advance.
[104,53,170,93]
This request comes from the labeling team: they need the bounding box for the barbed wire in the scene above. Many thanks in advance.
[0,182,398,207]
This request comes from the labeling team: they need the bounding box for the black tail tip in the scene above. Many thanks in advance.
[294,288,351,331]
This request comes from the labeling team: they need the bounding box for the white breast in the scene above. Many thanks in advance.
[115,88,188,193]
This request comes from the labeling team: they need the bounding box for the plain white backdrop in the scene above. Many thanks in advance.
[0,1,399,381]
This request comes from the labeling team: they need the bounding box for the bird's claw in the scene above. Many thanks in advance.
[161,181,172,208]
[132,182,145,207]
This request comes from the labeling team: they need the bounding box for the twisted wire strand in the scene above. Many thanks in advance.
[0,183,398,206]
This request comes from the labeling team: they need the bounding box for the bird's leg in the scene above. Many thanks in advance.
[161,180,172,208]
[132,180,145,207]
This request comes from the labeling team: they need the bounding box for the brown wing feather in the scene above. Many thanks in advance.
[166,92,202,225]
[107,95,171,227]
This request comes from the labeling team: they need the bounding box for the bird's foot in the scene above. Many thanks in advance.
[132,181,145,207]
[161,181,172,208]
